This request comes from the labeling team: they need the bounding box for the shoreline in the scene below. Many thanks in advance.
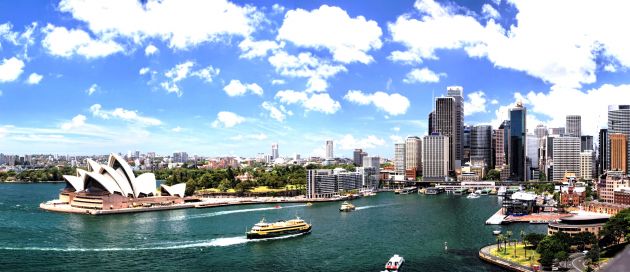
[478,244,534,272]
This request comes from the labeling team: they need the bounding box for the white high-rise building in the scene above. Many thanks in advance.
[566,115,582,137]
[394,143,406,176]
[405,136,422,175]
[271,143,279,160]
[325,140,334,159]
[362,156,380,169]
[552,137,580,182]
[422,135,450,181]
[580,150,595,181]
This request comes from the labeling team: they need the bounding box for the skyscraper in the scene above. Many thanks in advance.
[325,140,333,159]
[428,111,435,135]
[534,124,548,139]
[580,135,593,152]
[405,136,422,177]
[434,96,457,172]
[446,86,464,168]
[552,137,580,182]
[566,115,582,137]
[394,143,406,176]
[422,134,449,181]
[271,143,279,160]
[509,102,527,181]
[353,149,364,166]
[580,150,595,181]
[550,127,566,135]
[610,133,627,173]
[608,105,630,174]
[471,125,492,170]
[493,128,505,168]
[599,129,609,176]
[463,125,472,164]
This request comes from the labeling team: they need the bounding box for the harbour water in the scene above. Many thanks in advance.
[0,183,547,271]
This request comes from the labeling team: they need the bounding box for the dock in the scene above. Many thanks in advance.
[485,208,506,225]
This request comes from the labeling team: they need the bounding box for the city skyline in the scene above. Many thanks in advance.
[2,0,630,158]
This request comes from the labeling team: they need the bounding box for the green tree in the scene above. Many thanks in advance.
[537,234,570,268]
[556,251,569,269]
[218,179,231,192]
[539,172,547,182]
[506,231,513,249]
[587,245,600,264]
[496,234,504,251]
[486,169,501,181]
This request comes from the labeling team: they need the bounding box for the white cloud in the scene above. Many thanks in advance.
[277,5,382,64]
[490,99,499,105]
[392,127,401,132]
[86,83,98,95]
[238,38,282,59]
[139,67,150,75]
[464,91,488,116]
[191,65,220,83]
[337,134,386,150]
[272,4,285,14]
[275,90,341,114]
[271,79,285,85]
[144,44,158,56]
[41,24,123,58]
[231,133,268,141]
[161,61,219,96]
[58,0,261,49]
[89,104,162,126]
[604,64,617,73]
[403,67,444,83]
[389,135,404,144]
[223,79,263,96]
[262,101,292,122]
[267,50,346,92]
[1,22,38,60]
[171,126,182,132]
[481,4,500,19]
[388,0,630,89]
[275,89,308,104]
[61,114,87,130]
[0,57,25,82]
[26,73,43,85]
[211,111,245,128]
[343,90,410,116]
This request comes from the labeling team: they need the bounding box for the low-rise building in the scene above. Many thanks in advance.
[559,186,586,207]
[306,167,377,198]
[613,188,630,205]
[548,213,610,238]
[585,201,629,216]
[598,171,629,203]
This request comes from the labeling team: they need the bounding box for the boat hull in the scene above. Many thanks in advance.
[246,225,312,239]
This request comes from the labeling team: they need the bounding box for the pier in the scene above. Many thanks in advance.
[485,208,506,225]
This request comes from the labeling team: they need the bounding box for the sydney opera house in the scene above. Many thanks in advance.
[45,153,187,212]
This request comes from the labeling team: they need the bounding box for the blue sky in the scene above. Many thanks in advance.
[1,0,630,158]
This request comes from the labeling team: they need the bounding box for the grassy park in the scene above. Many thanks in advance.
[490,242,540,267]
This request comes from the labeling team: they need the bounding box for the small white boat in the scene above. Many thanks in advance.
[493,230,501,235]
[339,201,356,212]
[467,193,480,199]
[385,254,404,271]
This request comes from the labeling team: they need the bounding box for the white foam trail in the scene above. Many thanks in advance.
[168,204,307,221]
[0,233,309,252]
[355,203,396,210]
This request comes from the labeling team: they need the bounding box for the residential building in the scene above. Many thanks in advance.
[566,115,582,137]
[394,143,406,176]
[580,150,596,181]
[272,143,279,160]
[405,136,422,179]
[422,134,450,181]
[552,137,581,182]
[325,140,333,159]
[434,96,457,172]
[306,168,375,198]
[608,105,630,175]
[610,133,628,173]
[510,102,527,181]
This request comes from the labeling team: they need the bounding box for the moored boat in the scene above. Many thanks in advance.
[339,201,356,212]
[246,216,311,239]
[467,193,480,199]
[385,254,404,271]
[492,230,501,235]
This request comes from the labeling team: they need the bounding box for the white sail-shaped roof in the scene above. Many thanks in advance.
[83,172,123,195]
[134,173,157,197]
[100,165,134,197]
[160,183,186,197]
[86,159,102,173]
[63,175,84,191]
[108,153,136,188]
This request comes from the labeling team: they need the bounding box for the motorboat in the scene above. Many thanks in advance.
[339,201,356,212]
[467,193,480,199]
[492,230,501,235]
[385,254,404,271]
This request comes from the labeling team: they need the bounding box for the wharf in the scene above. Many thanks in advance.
[485,208,506,225]
[504,213,570,224]
[40,202,196,215]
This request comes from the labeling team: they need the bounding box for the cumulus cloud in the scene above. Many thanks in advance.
[211,111,245,128]
[61,114,87,130]
[262,101,292,122]
[481,4,500,19]
[144,44,158,56]
[0,57,25,82]
[277,5,382,64]
[403,67,444,83]
[343,90,410,116]
[337,134,386,150]
[41,24,123,58]
[25,73,43,85]
[268,50,346,93]
[275,90,341,114]
[58,0,262,49]
[161,61,219,96]
[223,79,263,96]
[271,79,285,85]
[464,91,488,116]
[171,126,182,132]
[86,83,98,95]
[89,104,161,126]
[231,133,268,141]
[238,38,282,59]
[139,67,150,75]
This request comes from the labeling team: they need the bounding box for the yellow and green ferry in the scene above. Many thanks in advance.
[246,216,312,239]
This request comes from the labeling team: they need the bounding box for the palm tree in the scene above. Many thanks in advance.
[520,230,527,259]
[496,234,503,251]
[506,231,513,250]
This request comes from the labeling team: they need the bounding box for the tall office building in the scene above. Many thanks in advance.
[608,105,630,174]
[471,125,492,170]
[534,124,548,139]
[405,136,422,177]
[493,128,506,168]
[526,133,540,172]
[580,135,593,152]
[566,115,582,137]
[509,102,527,181]
[362,156,380,169]
[599,129,609,176]
[580,150,595,181]
[463,125,472,164]
[610,133,628,173]
[550,127,566,135]
[353,149,364,166]
[446,86,464,167]
[271,143,279,160]
[325,140,333,159]
[552,137,581,182]
[428,111,435,135]
[394,143,406,176]
[422,135,450,181]
[434,97,457,172]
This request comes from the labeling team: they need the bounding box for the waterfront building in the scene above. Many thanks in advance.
[552,137,581,182]
[548,213,610,238]
[353,149,364,166]
[434,96,457,172]
[599,129,609,176]
[566,115,582,137]
[580,150,596,181]
[306,168,374,198]
[325,140,333,160]
[610,133,628,173]
[363,156,380,169]
[503,191,538,215]
[608,105,630,175]
[447,86,464,168]
[509,102,527,181]
[581,135,593,152]
[272,143,279,160]
[422,134,450,182]
[394,143,406,177]
[471,125,492,171]
[598,171,629,203]
[405,136,422,179]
